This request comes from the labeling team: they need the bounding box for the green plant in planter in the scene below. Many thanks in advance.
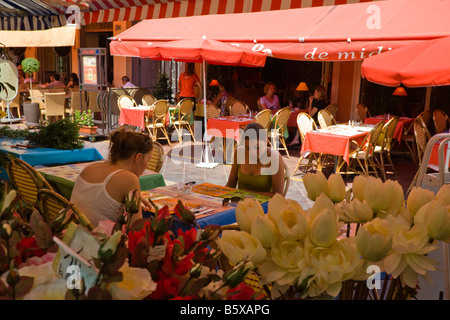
[74,110,94,127]
[21,57,40,102]
[27,118,84,150]
[152,73,174,103]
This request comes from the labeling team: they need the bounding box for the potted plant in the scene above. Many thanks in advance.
[152,73,174,103]
[74,109,97,134]
[21,57,41,127]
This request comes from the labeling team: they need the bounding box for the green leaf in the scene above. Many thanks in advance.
[29,211,53,249]
[129,218,151,233]
[103,272,123,283]
[86,286,112,300]
[105,246,127,276]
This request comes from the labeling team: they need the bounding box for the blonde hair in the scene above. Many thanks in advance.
[263,82,277,95]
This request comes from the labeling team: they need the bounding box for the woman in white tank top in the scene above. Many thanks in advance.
[70,128,154,227]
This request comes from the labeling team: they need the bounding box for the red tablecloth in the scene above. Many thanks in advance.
[119,106,151,129]
[270,109,307,128]
[364,116,414,143]
[207,115,254,141]
[301,125,369,165]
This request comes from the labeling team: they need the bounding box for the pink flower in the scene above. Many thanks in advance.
[93,220,116,237]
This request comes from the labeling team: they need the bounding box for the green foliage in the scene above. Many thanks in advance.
[27,118,84,150]
[0,126,30,140]
[74,110,94,127]
[21,58,40,75]
[152,73,173,103]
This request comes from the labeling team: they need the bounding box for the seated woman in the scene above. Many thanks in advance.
[211,80,234,116]
[226,122,286,197]
[70,128,153,227]
[259,82,281,111]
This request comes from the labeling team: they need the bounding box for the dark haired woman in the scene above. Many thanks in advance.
[226,122,285,197]
[70,128,153,227]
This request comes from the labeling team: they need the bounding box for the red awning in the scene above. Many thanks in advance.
[110,0,450,61]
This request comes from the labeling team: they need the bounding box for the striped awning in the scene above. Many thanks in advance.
[0,0,380,30]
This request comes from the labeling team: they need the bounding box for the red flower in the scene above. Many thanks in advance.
[149,271,181,299]
[171,295,195,300]
[127,221,152,254]
[226,283,255,300]
[15,237,45,265]
[174,251,194,276]
[177,228,197,251]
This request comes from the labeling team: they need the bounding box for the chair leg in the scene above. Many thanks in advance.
[186,124,196,142]
[280,137,290,158]
[161,127,171,146]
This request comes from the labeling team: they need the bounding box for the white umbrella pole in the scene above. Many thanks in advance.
[196,60,218,168]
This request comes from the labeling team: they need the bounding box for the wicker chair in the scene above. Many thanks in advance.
[406,121,430,195]
[433,109,450,134]
[374,116,399,180]
[37,189,94,231]
[229,100,250,116]
[145,99,171,146]
[206,104,221,119]
[42,92,66,123]
[254,109,273,130]
[403,110,432,164]
[325,104,339,119]
[317,109,336,129]
[224,96,237,115]
[339,121,384,177]
[270,107,291,158]
[356,103,371,123]
[117,94,137,109]
[172,98,196,143]
[142,94,157,107]
[292,112,320,175]
[146,141,165,173]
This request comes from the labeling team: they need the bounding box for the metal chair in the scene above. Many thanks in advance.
[117,94,137,109]
[142,94,157,106]
[37,188,94,231]
[270,107,291,158]
[356,103,371,123]
[145,99,171,146]
[172,98,196,143]
[292,112,320,175]
[42,92,66,123]
[229,100,250,116]
[146,141,165,173]
[433,109,450,134]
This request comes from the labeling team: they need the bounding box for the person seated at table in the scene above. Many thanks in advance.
[121,75,136,88]
[226,122,285,197]
[67,73,79,88]
[288,85,329,146]
[211,79,234,116]
[259,82,281,111]
[70,128,153,227]
[39,73,66,89]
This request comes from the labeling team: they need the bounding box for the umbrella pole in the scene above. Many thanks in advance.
[196,60,218,168]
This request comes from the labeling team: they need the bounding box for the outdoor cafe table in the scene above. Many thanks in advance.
[0,139,104,180]
[37,161,166,200]
[364,115,415,143]
[141,182,270,229]
[206,115,254,163]
[118,105,152,130]
[300,124,374,172]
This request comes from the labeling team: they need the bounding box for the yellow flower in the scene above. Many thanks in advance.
[336,198,374,223]
[108,262,157,300]
[365,178,404,217]
[272,206,308,243]
[24,278,67,300]
[435,184,450,205]
[267,194,305,225]
[414,200,450,242]
[356,218,393,261]
[351,175,369,202]
[258,240,305,287]
[217,230,266,265]
[251,215,280,248]
[303,171,328,201]
[326,173,346,203]
[309,193,337,221]
[406,187,434,217]
[309,208,338,248]
[235,198,265,233]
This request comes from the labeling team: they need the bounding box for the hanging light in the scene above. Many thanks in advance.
[209,79,219,86]
[296,82,309,91]
[392,86,408,96]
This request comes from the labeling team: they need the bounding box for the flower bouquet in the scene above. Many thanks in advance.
[74,110,97,134]
[217,172,450,300]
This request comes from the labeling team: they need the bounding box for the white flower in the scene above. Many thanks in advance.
[336,198,374,223]
[309,208,338,248]
[235,198,265,233]
[303,171,328,201]
[251,215,280,248]
[108,262,157,300]
[356,218,393,261]
[407,187,434,217]
[217,230,266,265]
[326,174,346,203]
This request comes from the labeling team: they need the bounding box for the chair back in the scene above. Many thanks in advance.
[297,112,316,143]
[273,107,291,132]
[37,189,93,231]
[356,103,370,122]
[118,95,137,109]
[146,141,165,173]
[367,121,385,152]
[206,104,221,119]
[148,99,169,125]
[317,109,335,128]
[43,92,66,117]
[230,100,250,116]
[87,91,101,113]
[224,96,237,114]
[70,90,82,113]
[433,109,449,134]
[7,156,53,207]
[414,121,428,163]
[254,109,273,130]
[176,98,195,121]
[142,94,157,106]
[49,87,68,93]
[325,104,339,119]
[379,116,399,151]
